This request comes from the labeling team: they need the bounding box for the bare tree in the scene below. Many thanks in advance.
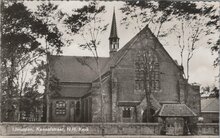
[121,1,217,82]
[173,8,216,81]
[64,1,107,133]
[135,47,159,122]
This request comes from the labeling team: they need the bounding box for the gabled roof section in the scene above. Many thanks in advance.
[49,55,110,83]
[109,25,183,72]
[201,98,219,112]
[155,104,197,117]
[109,8,119,39]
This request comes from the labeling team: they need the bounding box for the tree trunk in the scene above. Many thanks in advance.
[96,58,105,135]
[7,57,16,122]
[46,53,50,122]
[186,58,190,80]
[144,70,152,122]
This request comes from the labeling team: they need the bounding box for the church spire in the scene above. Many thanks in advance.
[109,7,119,57]
[109,7,118,39]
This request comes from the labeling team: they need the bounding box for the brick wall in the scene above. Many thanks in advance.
[0,122,161,136]
[186,85,201,115]
[201,112,219,123]
[114,32,182,104]
[196,123,219,135]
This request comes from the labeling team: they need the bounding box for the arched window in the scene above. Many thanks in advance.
[134,49,160,91]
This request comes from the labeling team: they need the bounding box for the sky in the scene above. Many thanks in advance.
[24,1,219,88]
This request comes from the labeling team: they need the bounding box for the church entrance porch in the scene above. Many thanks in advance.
[142,108,157,123]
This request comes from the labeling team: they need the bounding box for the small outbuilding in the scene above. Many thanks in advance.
[155,103,197,135]
[200,98,219,123]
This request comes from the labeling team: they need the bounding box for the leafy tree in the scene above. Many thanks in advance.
[2,2,42,121]
[19,84,42,121]
[212,87,219,98]
[206,8,220,67]
[135,48,159,122]
[32,1,65,122]
[120,1,201,36]
[1,2,64,121]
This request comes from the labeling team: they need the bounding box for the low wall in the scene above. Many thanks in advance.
[196,123,219,135]
[0,122,161,136]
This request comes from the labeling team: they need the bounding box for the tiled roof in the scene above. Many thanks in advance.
[201,98,219,112]
[110,26,144,66]
[49,25,182,83]
[49,56,110,83]
[156,104,197,117]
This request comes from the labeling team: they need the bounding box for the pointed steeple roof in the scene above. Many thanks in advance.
[109,7,118,39]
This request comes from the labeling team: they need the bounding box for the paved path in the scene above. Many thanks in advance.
[0,135,219,138]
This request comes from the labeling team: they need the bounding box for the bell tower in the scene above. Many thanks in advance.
[109,8,119,57]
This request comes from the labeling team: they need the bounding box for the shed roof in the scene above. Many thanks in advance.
[155,104,197,117]
[201,98,219,112]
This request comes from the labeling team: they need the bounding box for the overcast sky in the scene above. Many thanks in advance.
[24,1,219,88]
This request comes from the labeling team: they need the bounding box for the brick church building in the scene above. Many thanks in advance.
[48,10,200,124]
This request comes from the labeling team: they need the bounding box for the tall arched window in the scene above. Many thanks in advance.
[134,49,160,92]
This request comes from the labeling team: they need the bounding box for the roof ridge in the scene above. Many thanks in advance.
[145,26,184,73]
[184,104,197,116]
